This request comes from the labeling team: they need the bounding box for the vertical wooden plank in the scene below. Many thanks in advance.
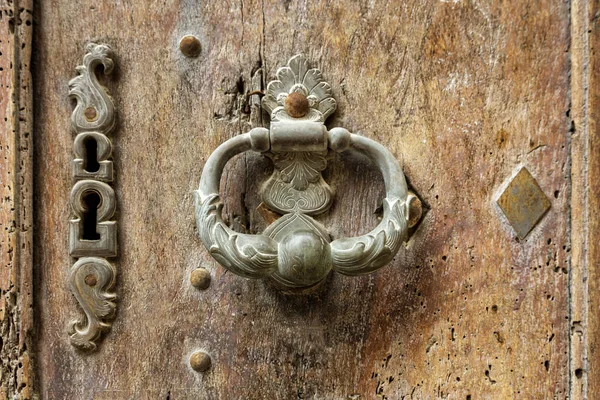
[573,0,600,397]
[0,0,34,398]
[589,0,600,393]
[570,0,589,396]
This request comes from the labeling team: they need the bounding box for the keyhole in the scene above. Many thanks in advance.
[82,191,101,240]
[83,137,100,173]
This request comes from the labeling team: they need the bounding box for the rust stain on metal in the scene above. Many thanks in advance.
[284,92,310,118]
[497,167,551,239]
[179,35,201,57]
[84,106,97,122]
[189,267,211,290]
[407,191,423,228]
[189,351,211,372]
[84,274,97,287]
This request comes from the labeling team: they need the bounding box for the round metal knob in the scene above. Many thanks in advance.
[189,351,211,372]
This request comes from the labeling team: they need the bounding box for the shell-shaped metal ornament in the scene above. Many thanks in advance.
[261,55,337,122]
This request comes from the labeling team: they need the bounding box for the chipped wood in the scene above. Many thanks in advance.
[0,0,34,398]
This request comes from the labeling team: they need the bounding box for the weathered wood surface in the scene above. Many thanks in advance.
[588,1,600,396]
[32,0,576,398]
[571,0,600,397]
[0,0,34,398]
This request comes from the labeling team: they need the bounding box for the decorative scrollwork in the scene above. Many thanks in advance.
[68,257,117,350]
[68,43,118,349]
[261,54,337,123]
[330,197,407,276]
[195,55,413,292]
[261,178,333,216]
[68,43,116,134]
[261,150,333,215]
[195,192,278,279]
[271,151,327,190]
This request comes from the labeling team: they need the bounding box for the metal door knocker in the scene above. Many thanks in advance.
[195,55,418,292]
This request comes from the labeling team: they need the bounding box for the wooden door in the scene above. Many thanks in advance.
[2,0,599,398]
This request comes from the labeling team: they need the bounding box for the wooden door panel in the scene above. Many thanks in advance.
[32,1,572,398]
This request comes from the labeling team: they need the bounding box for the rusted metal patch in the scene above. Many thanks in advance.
[497,167,551,239]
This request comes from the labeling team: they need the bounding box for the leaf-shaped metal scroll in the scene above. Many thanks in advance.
[331,197,407,275]
[261,150,333,215]
[260,177,333,216]
[68,43,118,350]
[273,152,327,190]
[68,43,116,134]
[69,258,117,350]
[195,192,279,278]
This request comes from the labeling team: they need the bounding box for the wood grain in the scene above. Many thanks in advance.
[32,0,573,398]
[571,0,600,397]
[0,0,34,398]
[588,0,600,394]
[570,0,589,396]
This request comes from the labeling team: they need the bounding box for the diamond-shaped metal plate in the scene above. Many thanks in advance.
[497,167,551,239]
